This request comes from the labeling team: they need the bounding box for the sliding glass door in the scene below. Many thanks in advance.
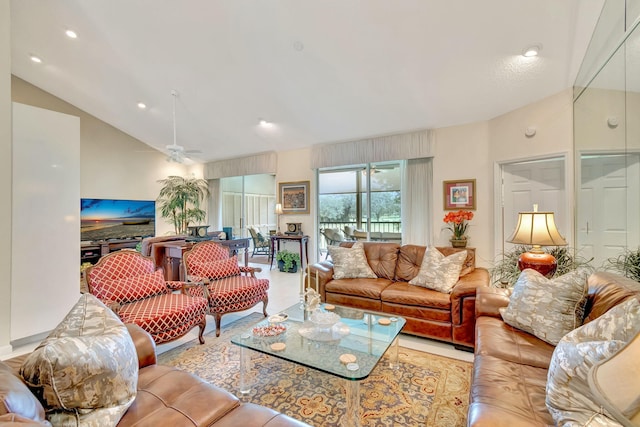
[220,174,276,239]
[318,162,401,254]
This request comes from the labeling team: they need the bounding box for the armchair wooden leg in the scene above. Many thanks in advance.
[262,295,269,317]
[214,312,222,337]
[197,317,206,344]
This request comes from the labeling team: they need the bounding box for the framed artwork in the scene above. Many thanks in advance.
[278,181,310,214]
[443,179,476,210]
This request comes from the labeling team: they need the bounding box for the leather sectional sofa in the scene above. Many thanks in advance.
[308,242,490,349]
[468,271,640,426]
[0,324,309,427]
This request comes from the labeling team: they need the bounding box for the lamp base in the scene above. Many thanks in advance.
[518,252,557,278]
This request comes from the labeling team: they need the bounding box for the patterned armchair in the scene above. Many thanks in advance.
[183,241,269,337]
[85,250,208,345]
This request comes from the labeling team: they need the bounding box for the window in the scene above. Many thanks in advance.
[318,162,401,253]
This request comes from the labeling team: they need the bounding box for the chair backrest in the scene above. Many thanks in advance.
[184,241,230,267]
[321,228,345,245]
[183,241,242,280]
[86,250,168,303]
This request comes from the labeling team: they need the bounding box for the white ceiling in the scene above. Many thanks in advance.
[10,0,605,163]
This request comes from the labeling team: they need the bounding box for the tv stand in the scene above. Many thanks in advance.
[81,238,142,264]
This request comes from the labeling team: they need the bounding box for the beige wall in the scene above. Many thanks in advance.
[1,1,12,354]
[11,76,202,237]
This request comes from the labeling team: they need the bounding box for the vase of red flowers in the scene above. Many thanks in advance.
[443,210,474,248]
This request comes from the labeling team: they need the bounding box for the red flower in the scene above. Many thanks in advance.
[443,210,474,239]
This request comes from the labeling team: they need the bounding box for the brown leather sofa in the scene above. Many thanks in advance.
[308,242,490,349]
[0,324,309,427]
[468,271,640,427]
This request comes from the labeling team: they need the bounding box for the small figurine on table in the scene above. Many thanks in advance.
[304,287,321,313]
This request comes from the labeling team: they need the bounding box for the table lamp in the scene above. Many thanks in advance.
[507,205,567,277]
[275,203,283,234]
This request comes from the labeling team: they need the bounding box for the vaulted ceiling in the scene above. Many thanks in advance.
[10,1,605,163]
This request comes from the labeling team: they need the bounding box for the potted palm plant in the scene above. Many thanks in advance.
[157,176,210,235]
[276,250,301,273]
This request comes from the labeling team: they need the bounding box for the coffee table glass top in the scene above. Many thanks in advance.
[231,303,405,380]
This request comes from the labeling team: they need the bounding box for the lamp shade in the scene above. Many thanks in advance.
[275,203,283,215]
[507,211,567,247]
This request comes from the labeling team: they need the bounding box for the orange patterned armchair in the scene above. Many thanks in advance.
[85,250,208,345]
[183,241,269,337]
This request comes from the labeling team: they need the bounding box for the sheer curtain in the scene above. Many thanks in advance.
[401,158,433,245]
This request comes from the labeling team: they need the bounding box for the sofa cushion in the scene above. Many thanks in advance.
[500,269,589,345]
[395,246,474,282]
[97,269,168,303]
[0,363,49,425]
[381,281,451,310]
[20,294,138,427]
[339,242,400,279]
[325,277,393,300]
[328,242,377,279]
[189,255,241,280]
[585,271,640,324]
[409,247,467,293]
[588,330,640,426]
[546,298,640,426]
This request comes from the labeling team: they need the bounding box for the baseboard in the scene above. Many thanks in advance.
[454,344,474,353]
[0,344,13,357]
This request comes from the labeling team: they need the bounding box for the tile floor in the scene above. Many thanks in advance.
[4,258,474,363]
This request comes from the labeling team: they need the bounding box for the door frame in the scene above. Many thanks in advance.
[493,152,572,259]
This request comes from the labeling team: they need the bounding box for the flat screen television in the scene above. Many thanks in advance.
[81,198,156,242]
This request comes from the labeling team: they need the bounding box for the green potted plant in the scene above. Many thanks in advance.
[157,176,209,235]
[276,250,301,273]
[603,248,640,281]
[489,245,593,287]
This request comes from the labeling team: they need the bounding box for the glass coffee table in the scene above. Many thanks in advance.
[231,303,406,427]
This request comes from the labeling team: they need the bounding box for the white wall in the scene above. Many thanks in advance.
[12,103,80,341]
[0,1,12,355]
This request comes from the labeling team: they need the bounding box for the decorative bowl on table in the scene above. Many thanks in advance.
[252,324,287,337]
[310,311,341,331]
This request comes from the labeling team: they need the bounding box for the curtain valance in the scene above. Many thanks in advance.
[203,151,277,179]
[310,129,434,169]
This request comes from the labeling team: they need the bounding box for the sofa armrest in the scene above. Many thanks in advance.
[126,323,157,369]
[475,286,511,318]
[450,268,490,348]
[306,262,334,301]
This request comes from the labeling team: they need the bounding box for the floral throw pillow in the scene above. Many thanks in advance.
[500,268,589,345]
[546,298,640,426]
[328,242,377,279]
[409,247,467,293]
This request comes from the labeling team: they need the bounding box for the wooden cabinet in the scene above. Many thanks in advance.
[80,238,141,265]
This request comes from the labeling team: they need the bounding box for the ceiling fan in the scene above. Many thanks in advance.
[166,89,201,163]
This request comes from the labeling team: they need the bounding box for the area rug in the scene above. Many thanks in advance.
[158,313,472,427]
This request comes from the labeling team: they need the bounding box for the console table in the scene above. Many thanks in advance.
[269,235,309,271]
[161,238,251,281]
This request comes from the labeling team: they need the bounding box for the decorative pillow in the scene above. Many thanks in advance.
[95,269,167,303]
[589,330,640,426]
[0,363,49,425]
[546,298,640,426]
[409,247,467,293]
[190,255,241,280]
[328,242,377,279]
[20,294,138,427]
[500,268,589,345]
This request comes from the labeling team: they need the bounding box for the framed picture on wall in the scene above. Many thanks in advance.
[443,179,476,210]
[279,181,310,214]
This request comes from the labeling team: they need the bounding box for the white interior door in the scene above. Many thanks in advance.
[498,157,568,256]
[578,153,640,267]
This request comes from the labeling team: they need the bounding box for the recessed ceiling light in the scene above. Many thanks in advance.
[259,119,274,128]
[522,45,541,58]
[65,30,78,39]
[30,55,42,63]
[137,102,147,109]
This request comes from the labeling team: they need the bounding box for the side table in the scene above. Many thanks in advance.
[269,235,309,271]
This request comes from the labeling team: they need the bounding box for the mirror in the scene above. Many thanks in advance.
[574,0,640,268]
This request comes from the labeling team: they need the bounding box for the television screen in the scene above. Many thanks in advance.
[81,198,155,242]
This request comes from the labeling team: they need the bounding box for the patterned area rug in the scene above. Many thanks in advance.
[158,313,472,427]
